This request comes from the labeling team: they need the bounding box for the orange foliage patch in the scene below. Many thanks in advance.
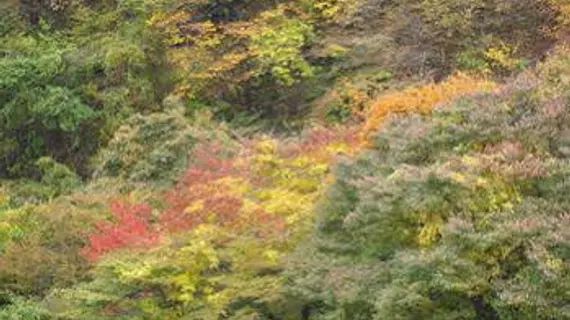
[362,74,497,143]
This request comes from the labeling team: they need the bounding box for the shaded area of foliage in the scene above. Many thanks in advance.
[0,34,98,177]
[0,0,172,178]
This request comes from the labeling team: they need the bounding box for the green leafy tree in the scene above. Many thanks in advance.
[0,0,174,178]
[93,109,198,187]
[0,35,98,177]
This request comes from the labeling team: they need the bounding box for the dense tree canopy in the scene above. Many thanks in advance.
[287,48,570,319]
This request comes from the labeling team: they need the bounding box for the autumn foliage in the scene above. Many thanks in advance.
[64,126,360,318]
[362,74,497,142]
[84,126,360,258]
[5,1,570,319]
[82,201,159,262]
[289,57,570,318]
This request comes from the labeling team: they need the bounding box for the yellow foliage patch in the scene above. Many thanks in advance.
[418,213,444,248]
[312,0,363,22]
[0,189,8,208]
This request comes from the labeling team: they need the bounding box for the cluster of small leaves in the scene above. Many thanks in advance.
[81,201,159,262]
[250,8,315,86]
[93,109,198,187]
[548,0,570,30]
[35,157,82,198]
[0,158,81,206]
[315,71,393,124]
[310,0,363,22]
[0,295,50,320]
[287,48,570,319]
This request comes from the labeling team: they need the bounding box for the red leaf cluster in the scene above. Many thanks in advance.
[82,201,159,262]
[82,129,354,261]
[161,143,247,232]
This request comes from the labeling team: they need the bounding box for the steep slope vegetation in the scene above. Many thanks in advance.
[2,0,570,319]
[287,48,570,319]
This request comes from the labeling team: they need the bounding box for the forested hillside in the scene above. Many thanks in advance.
[1,0,570,319]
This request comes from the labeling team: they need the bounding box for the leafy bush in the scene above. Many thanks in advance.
[0,158,81,206]
[0,295,50,320]
[81,201,159,262]
[287,49,570,319]
[93,109,198,187]
[314,71,393,124]
[250,9,315,86]
[0,196,101,297]
[0,35,98,177]
[36,157,82,198]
